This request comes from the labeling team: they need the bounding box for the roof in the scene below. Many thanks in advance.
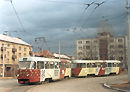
[72,60,121,63]
[0,34,31,46]
[53,53,70,59]
[33,50,54,57]
[19,57,60,62]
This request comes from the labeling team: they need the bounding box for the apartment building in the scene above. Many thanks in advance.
[76,32,127,68]
[77,38,99,60]
[0,34,32,77]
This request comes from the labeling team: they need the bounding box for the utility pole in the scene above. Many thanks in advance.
[2,44,5,77]
[126,0,130,83]
[34,37,50,52]
[59,41,61,60]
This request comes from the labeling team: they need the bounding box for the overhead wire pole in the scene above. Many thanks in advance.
[126,0,130,83]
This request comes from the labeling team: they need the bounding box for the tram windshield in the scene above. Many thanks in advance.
[19,61,36,69]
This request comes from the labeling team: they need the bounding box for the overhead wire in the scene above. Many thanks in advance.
[9,0,26,32]
[78,0,107,34]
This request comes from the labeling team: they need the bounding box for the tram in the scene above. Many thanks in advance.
[71,60,121,77]
[17,57,71,84]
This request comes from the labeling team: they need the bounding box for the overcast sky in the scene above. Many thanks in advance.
[0,0,127,55]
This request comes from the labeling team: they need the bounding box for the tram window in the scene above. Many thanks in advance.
[59,62,62,68]
[87,63,91,68]
[62,63,66,68]
[66,63,70,68]
[92,63,97,67]
[96,63,101,67]
[55,62,59,69]
[50,62,54,69]
[32,62,36,69]
[71,63,77,68]
[113,63,116,67]
[45,62,49,69]
[37,61,44,69]
[102,63,107,68]
[108,63,112,67]
[80,63,86,68]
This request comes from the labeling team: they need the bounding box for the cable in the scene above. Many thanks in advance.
[9,0,26,32]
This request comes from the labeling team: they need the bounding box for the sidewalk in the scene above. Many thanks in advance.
[0,77,16,80]
[104,71,130,92]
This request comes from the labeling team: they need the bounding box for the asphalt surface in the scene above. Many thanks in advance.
[27,74,127,92]
[0,74,128,92]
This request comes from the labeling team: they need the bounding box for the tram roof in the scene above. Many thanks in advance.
[19,57,60,62]
[72,60,120,63]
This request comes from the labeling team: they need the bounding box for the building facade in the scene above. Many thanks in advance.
[0,34,32,77]
[76,32,127,68]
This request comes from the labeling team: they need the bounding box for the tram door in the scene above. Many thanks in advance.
[60,62,66,79]
[53,62,60,80]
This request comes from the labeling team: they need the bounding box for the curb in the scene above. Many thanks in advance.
[103,83,128,92]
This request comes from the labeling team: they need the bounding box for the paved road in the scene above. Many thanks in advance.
[27,74,127,92]
[0,79,36,92]
[0,74,127,92]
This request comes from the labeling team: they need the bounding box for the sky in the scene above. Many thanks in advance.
[0,0,128,55]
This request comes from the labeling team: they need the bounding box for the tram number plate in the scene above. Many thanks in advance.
[54,70,59,76]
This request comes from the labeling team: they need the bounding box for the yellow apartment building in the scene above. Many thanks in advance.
[0,34,32,77]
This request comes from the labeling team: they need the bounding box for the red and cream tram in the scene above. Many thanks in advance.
[17,57,71,84]
[71,60,121,77]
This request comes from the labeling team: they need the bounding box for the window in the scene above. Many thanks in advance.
[7,51,9,56]
[86,41,90,44]
[24,47,26,51]
[80,63,86,68]
[50,61,54,69]
[87,63,92,68]
[94,40,97,43]
[66,63,70,68]
[78,41,82,44]
[110,45,114,48]
[19,53,21,57]
[6,67,11,71]
[102,63,107,68]
[19,46,21,51]
[45,62,49,69]
[110,39,114,43]
[118,39,123,42]
[55,62,59,69]
[60,62,66,68]
[78,52,82,55]
[78,46,82,50]
[7,44,10,47]
[24,53,26,57]
[118,45,123,48]
[7,59,9,63]
[86,46,90,49]
[92,63,97,67]
[112,63,116,67]
[108,63,111,67]
[37,61,44,69]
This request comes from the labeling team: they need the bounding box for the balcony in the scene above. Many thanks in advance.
[12,55,17,60]
[12,48,17,53]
